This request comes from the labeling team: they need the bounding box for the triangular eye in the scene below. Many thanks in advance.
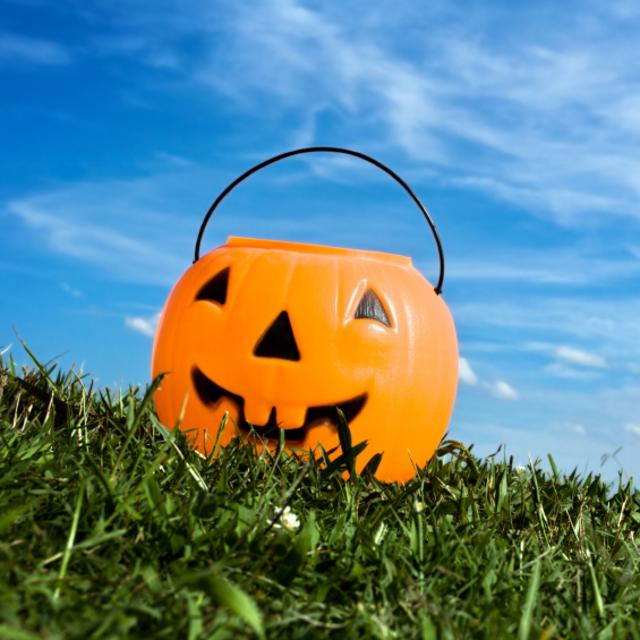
[354,289,391,327]
[196,267,229,304]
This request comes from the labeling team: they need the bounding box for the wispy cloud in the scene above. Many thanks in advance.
[5,163,414,284]
[487,380,519,400]
[520,341,610,381]
[6,175,197,286]
[187,0,640,223]
[445,247,640,287]
[459,357,478,385]
[0,32,71,65]
[554,346,607,369]
[453,296,640,370]
[624,423,640,437]
[544,363,602,381]
[60,282,83,298]
[91,34,181,70]
[458,355,518,400]
[570,423,586,436]
[125,312,160,338]
[27,1,639,225]
[26,1,639,225]
[10,199,183,285]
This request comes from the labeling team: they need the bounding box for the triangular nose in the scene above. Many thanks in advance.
[253,311,300,361]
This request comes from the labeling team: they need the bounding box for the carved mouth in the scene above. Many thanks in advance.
[191,366,367,442]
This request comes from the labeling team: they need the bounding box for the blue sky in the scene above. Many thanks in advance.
[2,0,639,482]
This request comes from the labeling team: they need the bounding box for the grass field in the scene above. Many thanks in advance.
[1,353,639,639]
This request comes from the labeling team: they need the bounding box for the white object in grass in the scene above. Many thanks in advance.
[270,505,301,532]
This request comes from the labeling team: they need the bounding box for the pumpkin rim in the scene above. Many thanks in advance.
[224,236,413,265]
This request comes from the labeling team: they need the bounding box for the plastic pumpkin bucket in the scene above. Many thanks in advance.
[152,147,458,482]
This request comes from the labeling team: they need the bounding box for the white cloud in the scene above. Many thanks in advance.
[0,33,71,65]
[6,176,194,286]
[34,1,640,228]
[45,1,640,225]
[125,312,160,338]
[488,380,519,400]
[570,423,586,436]
[453,297,640,372]
[186,1,640,223]
[554,346,607,369]
[91,34,181,70]
[10,199,178,284]
[445,248,640,287]
[6,163,410,286]
[624,423,640,437]
[544,363,601,381]
[60,282,83,298]
[458,357,518,400]
[533,342,608,379]
[459,357,478,385]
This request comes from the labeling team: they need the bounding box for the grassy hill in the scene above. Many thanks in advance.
[1,355,638,639]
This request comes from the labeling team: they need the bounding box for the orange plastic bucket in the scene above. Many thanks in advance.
[152,147,458,482]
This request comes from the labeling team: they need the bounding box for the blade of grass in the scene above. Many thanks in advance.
[519,558,541,640]
[53,479,85,601]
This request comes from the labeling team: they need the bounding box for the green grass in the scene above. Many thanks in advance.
[1,354,639,639]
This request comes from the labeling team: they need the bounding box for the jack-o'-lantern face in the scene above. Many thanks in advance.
[152,236,458,482]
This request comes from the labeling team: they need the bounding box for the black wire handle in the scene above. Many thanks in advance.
[194,146,445,295]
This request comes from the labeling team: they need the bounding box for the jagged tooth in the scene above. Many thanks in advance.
[276,405,307,429]
[244,400,272,427]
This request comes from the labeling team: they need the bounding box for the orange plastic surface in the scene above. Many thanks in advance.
[152,236,458,482]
